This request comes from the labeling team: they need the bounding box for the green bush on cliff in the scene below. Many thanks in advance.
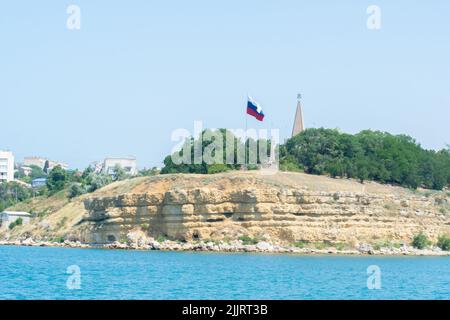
[156,235,167,243]
[238,235,259,245]
[373,241,402,250]
[8,217,23,230]
[412,232,430,249]
[67,183,87,199]
[51,236,65,243]
[437,235,450,251]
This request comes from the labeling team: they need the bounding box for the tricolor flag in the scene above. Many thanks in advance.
[246,97,265,121]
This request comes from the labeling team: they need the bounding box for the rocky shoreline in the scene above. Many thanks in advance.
[1,238,449,256]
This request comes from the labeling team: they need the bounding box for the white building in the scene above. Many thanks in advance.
[103,157,137,176]
[0,151,14,183]
[0,211,31,229]
[23,156,68,171]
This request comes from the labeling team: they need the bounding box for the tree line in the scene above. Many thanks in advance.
[161,127,450,190]
[161,129,272,174]
[281,128,450,190]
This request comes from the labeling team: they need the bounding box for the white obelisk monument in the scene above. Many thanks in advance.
[292,94,305,137]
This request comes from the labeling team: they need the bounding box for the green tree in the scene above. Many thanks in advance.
[46,165,67,194]
[113,165,128,181]
[161,129,270,174]
[67,182,87,199]
[88,173,113,192]
[282,128,450,190]
[0,182,32,210]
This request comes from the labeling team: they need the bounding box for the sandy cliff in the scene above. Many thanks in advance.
[79,172,450,246]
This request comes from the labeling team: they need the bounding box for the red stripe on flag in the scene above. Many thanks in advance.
[247,107,264,121]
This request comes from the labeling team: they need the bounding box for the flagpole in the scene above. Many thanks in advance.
[244,95,248,171]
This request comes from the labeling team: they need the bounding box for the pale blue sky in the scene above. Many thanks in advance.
[1,1,449,169]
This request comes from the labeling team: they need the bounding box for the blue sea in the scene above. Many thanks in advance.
[0,246,449,300]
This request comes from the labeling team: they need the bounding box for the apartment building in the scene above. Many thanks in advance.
[23,156,68,171]
[0,151,14,183]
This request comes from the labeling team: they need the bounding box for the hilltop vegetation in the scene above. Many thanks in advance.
[161,129,271,174]
[161,127,450,190]
[282,128,450,190]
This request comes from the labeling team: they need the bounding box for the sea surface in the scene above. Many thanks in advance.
[0,245,449,300]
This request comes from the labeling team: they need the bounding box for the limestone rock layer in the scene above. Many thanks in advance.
[81,172,450,245]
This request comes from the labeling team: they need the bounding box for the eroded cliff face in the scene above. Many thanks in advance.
[80,172,450,246]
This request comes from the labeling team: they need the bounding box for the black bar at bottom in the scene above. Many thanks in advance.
[0,300,447,318]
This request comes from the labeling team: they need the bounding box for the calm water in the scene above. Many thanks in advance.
[0,246,449,300]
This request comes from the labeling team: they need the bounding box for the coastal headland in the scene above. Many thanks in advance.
[2,171,450,255]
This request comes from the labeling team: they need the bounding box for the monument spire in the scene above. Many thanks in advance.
[292,94,304,137]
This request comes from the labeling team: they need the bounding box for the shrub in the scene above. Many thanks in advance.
[88,173,113,192]
[37,210,50,218]
[156,235,167,243]
[313,242,327,250]
[51,236,65,243]
[373,241,402,250]
[279,156,303,172]
[238,235,259,245]
[207,164,230,174]
[437,235,450,251]
[8,217,23,230]
[412,232,430,249]
[293,241,308,248]
[67,183,87,199]
[138,167,160,176]
[112,165,129,181]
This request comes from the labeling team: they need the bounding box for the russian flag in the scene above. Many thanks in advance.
[247,97,265,121]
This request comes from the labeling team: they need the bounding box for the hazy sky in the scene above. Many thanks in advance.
[1,1,449,169]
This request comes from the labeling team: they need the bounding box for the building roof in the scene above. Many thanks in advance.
[104,157,136,161]
[1,211,31,217]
